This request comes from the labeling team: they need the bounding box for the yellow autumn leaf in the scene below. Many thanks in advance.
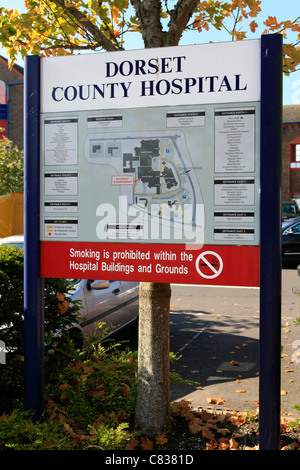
[264,16,278,27]
[249,20,258,32]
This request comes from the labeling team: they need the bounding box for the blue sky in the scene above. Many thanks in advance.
[1,0,300,105]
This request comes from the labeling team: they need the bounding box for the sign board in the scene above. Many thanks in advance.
[39,40,261,286]
[24,34,283,449]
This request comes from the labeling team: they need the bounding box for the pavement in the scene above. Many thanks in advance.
[169,268,300,420]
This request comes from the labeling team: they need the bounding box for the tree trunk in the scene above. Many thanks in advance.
[134,281,172,435]
[129,0,192,438]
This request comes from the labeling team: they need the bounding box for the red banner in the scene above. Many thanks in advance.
[40,241,260,287]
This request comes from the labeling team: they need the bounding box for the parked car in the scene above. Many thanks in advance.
[0,234,24,248]
[0,235,139,348]
[282,200,299,221]
[282,216,300,264]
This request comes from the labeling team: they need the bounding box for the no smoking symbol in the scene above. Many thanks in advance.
[196,251,223,279]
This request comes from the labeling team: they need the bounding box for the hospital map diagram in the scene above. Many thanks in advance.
[84,130,204,237]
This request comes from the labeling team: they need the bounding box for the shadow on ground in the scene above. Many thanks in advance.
[169,309,259,408]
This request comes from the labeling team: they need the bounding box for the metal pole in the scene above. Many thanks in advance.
[259,34,283,450]
[24,55,44,418]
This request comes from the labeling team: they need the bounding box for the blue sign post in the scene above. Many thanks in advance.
[259,33,283,450]
[24,55,44,418]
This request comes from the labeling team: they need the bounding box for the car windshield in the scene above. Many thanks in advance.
[282,204,295,213]
[0,241,23,248]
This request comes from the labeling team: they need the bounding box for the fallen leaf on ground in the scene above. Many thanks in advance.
[92,385,105,397]
[141,437,154,450]
[94,414,106,423]
[215,414,226,423]
[184,411,197,421]
[179,401,193,417]
[230,360,239,366]
[116,410,126,423]
[218,439,229,450]
[206,439,218,450]
[155,434,168,446]
[125,437,140,450]
[229,415,246,426]
[189,421,202,434]
[201,427,215,440]
[64,422,78,440]
[229,437,239,449]
[217,428,231,436]
[207,397,224,405]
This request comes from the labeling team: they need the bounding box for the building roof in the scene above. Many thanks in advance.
[0,55,23,78]
[283,105,300,123]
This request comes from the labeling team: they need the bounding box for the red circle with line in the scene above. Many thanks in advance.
[196,251,223,279]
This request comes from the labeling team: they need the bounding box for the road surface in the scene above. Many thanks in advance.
[169,268,300,418]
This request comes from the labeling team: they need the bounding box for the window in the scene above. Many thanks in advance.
[291,193,300,207]
[0,80,6,105]
[291,143,300,169]
[293,222,300,233]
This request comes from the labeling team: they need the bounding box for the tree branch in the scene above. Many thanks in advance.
[48,0,121,52]
[130,0,164,48]
[165,0,199,46]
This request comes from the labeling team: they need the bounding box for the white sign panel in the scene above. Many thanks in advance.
[39,40,261,255]
[214,177,255,205]
[44,170,78,195]
[44,217,78,238]
[40,40,261,113]
[44,116,78,165]
[214,108,255,172]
